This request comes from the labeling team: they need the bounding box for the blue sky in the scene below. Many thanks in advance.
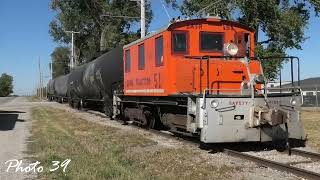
[0,0,319,95]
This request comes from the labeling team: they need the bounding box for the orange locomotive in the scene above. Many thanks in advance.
[115,17,304,144]
[124,18,260,96]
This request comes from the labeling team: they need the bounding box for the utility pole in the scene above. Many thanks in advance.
[38,56,42,101]
[316,87,319,107]
[65,30,80,69]
[50,61,53,79]
[128,0,145,38]
[140,0,145,38]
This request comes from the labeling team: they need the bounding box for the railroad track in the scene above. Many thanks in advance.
[79,107,320,179]
[290,148,320,161]
[131,125,320,179]
[122,121,320,179]
[225,149,320,180]
[148,128,320,179]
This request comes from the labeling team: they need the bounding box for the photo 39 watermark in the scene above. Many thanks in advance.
[3,159,71,173]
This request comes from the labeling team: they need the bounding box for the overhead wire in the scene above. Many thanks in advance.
[159,0,172,22]
[196,0,224,16]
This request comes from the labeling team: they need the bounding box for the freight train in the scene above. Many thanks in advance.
[47,17,305,145]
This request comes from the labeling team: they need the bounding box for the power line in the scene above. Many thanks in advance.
[100,14,140,19]
[196,0,223,16]
[159,0,171,21]
[101,0,147,38]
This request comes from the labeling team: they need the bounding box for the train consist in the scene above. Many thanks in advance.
[47,18,305,145]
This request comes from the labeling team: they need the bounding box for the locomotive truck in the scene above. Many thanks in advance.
[47,17,305,145]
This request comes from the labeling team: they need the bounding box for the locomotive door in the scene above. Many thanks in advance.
[198,58,217,94]
[200,58,208,94]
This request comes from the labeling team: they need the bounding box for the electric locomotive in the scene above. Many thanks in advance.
[115,17,305,144]
[49,17,305,145]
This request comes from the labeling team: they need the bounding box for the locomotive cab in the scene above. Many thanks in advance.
[167,18,260,95]
[124,18,262,96]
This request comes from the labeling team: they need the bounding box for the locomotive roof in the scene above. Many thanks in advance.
[123,18,255,49]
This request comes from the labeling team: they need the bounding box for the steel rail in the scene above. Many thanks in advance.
[291,149,320,161]
[224,149,320,180]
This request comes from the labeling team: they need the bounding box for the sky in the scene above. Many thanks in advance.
[0,0,319,95]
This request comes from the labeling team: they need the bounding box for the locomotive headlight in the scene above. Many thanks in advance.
[224,43,239,56]
[210,100,219,108]
[254,74,265,84]
[291,99,297,106]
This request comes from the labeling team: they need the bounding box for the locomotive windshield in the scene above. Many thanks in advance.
[172,31,187,53]
[200,32,223,51]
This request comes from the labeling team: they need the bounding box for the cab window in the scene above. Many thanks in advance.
[125,49,131,72]
[155,36,163,66]
[138,44,145,70]
[200,32,223,51]
[172,31,187,53]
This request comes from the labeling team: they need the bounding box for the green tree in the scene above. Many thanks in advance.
[51,46,70,78]
[0,73,13,97]
[49,0,152,63]
[166,0,320,80]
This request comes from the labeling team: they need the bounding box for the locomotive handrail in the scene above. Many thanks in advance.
[185,55,301,90]
[259,56,301,89]
[261,87,302,97]
[185,55,259,96]
[186,55,254,95]
[201,88,250,108]
[184,55,258,60]
[201,86,255,109]
[280,104,296,112]
[215,105,236,112]
[185,55,301,98]
[266,87,301,90]
[201,87,301,96]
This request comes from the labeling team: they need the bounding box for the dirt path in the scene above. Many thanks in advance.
[0,97,36,180]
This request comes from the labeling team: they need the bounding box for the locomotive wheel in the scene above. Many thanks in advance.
[75,100,81,110]
[71,98,78,109]
[104,105,113,119]
[71,101,75,108]
[273,139,287,152]
[69,92,78,109]
[144,110,155,129]
[68,99,73,107]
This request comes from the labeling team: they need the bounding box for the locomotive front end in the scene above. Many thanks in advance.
[168,18,305,144]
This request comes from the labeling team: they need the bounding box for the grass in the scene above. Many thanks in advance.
[301,109,320,151]
[27,96,41,102]
[29,107,237,180]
